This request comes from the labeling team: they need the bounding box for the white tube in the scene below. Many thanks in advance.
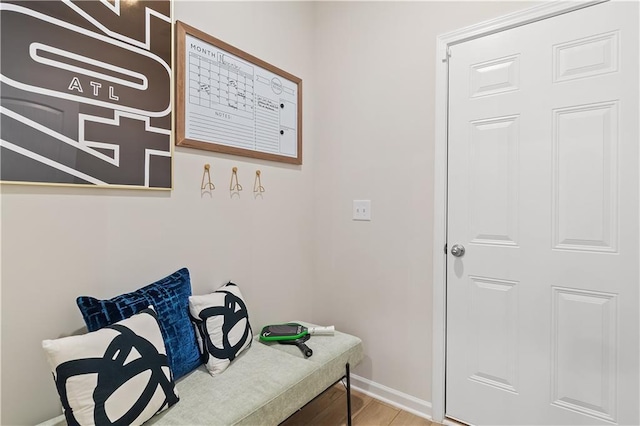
[308,326,335,335]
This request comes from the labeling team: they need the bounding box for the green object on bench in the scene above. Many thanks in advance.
[260,323,331,357]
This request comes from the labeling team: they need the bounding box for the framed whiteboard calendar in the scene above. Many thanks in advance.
[175,21,302,165]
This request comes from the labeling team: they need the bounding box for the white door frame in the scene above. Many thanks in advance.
[431,1,608,422]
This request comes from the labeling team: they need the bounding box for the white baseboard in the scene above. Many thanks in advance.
[349,374,433,420]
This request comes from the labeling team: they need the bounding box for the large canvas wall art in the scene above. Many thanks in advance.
[0,0,172,189]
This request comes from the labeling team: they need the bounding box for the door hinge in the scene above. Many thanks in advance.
[442,46,451,63]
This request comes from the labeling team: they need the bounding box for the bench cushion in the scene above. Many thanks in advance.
[39,323,363,426]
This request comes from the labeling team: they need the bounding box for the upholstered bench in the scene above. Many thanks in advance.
[39,322,363,426]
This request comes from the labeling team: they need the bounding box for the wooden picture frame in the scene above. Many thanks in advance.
[175,21,302,165]
[0,1,173,189]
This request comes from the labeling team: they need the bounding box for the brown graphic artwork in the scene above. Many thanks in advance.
[0,0,172,188]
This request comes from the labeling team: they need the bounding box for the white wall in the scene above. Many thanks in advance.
[0,2,317,424]
[0,1,541,424]
[311,0,539,408]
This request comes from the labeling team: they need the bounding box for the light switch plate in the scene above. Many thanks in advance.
[353,200,371,221]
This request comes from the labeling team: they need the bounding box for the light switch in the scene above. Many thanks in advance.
[353,200,371,221]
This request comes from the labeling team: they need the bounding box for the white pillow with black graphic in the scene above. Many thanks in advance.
[42,307,179,425]
[189,282,252,376]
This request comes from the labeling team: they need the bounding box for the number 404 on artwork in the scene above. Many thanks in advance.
[0,1,173,189]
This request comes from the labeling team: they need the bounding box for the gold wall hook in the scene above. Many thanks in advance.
[201,164,215,190]
[254,170,265,193]
[230,167,243,191]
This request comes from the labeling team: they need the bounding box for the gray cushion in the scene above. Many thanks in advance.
[39,322,363,426]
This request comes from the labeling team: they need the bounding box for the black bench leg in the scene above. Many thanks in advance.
[346,363,352,426]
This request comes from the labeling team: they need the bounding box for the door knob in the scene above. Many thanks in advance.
[451,244,465,257]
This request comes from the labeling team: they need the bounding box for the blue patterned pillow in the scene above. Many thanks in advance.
[76,268,201,379]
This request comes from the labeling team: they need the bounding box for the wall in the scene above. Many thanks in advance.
[0,2,316,424]
[311,0,539,410]
[0,1,543,424]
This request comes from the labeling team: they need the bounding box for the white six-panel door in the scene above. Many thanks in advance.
[446,2,639,425]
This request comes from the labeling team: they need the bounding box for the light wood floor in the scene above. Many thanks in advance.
[281,383,442,426]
